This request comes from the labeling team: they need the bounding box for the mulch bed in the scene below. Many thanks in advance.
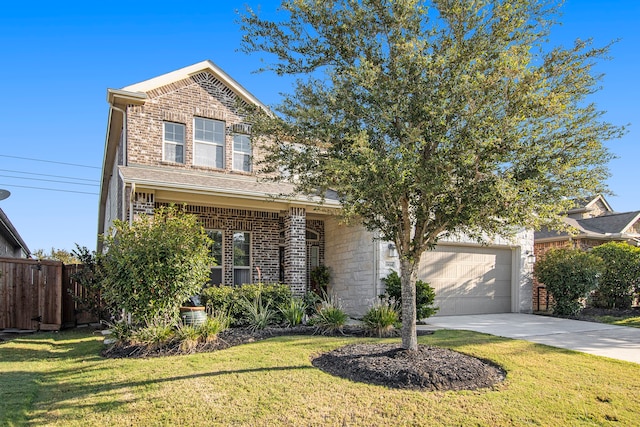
[312,343,505,391]
[101,325,505,391]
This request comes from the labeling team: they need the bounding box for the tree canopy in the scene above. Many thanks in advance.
[240,0,625,349]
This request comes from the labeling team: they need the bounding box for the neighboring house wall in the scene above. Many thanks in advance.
[0,233,22,257]
[0,208,30,258]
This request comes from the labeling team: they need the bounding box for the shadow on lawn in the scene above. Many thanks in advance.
[2,331,316,424]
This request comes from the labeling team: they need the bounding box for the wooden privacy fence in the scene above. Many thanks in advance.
[0,257,97,330]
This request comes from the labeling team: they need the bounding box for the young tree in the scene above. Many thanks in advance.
[239,0,624,350]
[101,206,214,324]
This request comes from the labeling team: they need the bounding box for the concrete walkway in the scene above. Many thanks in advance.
[419,313,640,364]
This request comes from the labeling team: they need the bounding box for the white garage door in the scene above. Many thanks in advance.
[418,245,512,316]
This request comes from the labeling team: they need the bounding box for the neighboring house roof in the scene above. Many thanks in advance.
[535,211,640,242]
[566,194,613,216]
[119,165,341,209]
[0,207,30,257]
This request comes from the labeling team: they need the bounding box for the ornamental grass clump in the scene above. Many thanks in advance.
[310,294,348,335]
[238,292,277,332]
[199,311,231,343]
[362,300,399,337]
[279,297,307,327]
[175,323,200,352]
[130,321,175,350]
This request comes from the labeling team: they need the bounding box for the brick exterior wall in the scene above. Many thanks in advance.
[124,71,269,175]
[284,207,307,295]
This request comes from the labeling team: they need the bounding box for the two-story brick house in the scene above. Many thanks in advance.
[98,60,534,316]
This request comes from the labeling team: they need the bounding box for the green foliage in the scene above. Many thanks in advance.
[362,299,399,337]
[104,319,133,342]
[382,270,439,320]
[238,293,277,332]
[279,297,307,327]
[69,244,109,320]
[534,248,604,316]
[201,283,292,326]
[240,0,623,350]
[310,265,331,294]
[32,247,79,264]
[309,294,348,335]
[130,321,175,349]
[591,242,640,309]
[199,312,230,343]
[175,323,201,352]
[100,205,214,324]
[303,291,322,316]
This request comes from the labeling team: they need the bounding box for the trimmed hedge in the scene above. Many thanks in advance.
[381,270,439,320]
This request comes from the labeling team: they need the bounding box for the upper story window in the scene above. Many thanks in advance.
[194,117,225,168]
[163,122,185,163]
[233,134,252,172]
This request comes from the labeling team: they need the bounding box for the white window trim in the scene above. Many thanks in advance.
[232,133,252,173]
[163,122,185,164]
[193,117,225,169]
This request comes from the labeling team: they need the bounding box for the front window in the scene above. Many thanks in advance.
[233,232,251,285]
[163,122,185,163]
[233,134,252,172]
[208,230,223,285]
[194,117,225,168]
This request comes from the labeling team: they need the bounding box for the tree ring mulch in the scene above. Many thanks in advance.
[311,343,505,391]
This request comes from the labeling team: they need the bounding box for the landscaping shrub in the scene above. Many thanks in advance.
[534,248,603,316]
[101,205,214,324]
[130,321,175,349]
[279,297,307,327]
[309,294,348,335]
[238,293,277,331]
[201,283,292,326]
[381,270,439,320]
[175,323,200,352]
[199,311,231,343]
[362,299,399,337]
[591,242,640,309]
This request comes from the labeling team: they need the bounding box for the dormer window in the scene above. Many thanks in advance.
[194,117,225,168]
[233,134,252,172]
[163,122,185,163]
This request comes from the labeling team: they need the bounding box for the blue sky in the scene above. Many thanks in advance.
[0,0,638,254]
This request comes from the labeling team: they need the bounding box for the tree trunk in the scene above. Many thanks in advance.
[400,257,418,351]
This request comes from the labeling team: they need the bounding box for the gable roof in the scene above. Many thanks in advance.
[0,207,30,257]
[535,211,640,242]
[566,194,613,216]
[108,60,269,111]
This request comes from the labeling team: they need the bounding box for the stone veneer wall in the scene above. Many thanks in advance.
[324,218,379,317]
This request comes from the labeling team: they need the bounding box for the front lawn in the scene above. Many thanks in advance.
[1,329,639,426]
[594,315,640,328]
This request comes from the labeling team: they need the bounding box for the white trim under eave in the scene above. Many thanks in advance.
[118,174,341,212]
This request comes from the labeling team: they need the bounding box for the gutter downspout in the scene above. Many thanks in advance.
[110,105,127,167]
[129,183,135,226]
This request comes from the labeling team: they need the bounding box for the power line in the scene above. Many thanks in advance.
[0,168,99,183]
[0,154,101,170]
[0,174,99,187]
[0,183,97,196]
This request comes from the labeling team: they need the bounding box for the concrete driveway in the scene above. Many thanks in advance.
[419,313,640,364]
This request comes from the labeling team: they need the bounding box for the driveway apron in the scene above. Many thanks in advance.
[420,313,640,364]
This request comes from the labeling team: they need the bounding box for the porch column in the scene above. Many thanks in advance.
[284,207,306,295]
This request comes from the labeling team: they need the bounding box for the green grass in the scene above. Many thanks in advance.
[594,315,640,328]
[2,329,640,426]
